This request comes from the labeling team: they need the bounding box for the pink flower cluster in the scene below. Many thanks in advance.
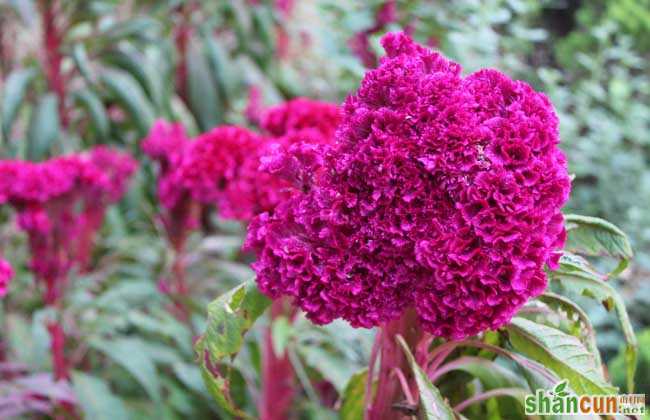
[145,99,341,225]
[143,120,198,251]
[0,258,12,297]
[245,33,571,339]
[0,147,137,303]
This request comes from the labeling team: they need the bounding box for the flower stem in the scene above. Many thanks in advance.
[40,0,68,128]
[366,308,422,420]
[46,320,68,381]
[259,298,296,420]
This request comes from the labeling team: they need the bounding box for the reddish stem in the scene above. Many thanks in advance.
[40,0,68,127]
[366,308,422,420]
[259,298,296,420]
[173,4,192,105]
[46,321,69,381]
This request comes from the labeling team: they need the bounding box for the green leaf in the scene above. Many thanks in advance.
[89,337,161,402]
[271,315,293,356]
[202,30,237,106]
[1,67,37,142]
[432,356,526,418]
[300,345,357,393]
[194,279,271,417]
[506,317,616,395]
[26,93,60,160]
[186,41,223,131]
[72,371,130,420]
[100,70,155,136]
[101,17,161,42]
[537,292,603,370]
[396,335,456,420]
[549,265,637,393]
[71,43,94,84]
[434,356,527,390]
[73,89,109,142]
[101,47,161,109]
[564,214,632,276]
[340,368,368,420]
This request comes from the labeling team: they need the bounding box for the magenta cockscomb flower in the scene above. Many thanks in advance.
[259,98,341,191]
[77,147,138,270]
[177,125,281,221]
[262,98,341,141]
[143,120,199,251]
[245,33,571,339]
[0,147,137,302]
[0,258,13,297]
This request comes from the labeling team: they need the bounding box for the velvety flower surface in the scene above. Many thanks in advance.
[245,33,571,339]
[177,125,283,221]
[262,98,341,142]
[0,258,13,297]
[171,99,341,222]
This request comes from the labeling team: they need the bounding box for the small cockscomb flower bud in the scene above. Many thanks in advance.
[245,33,571,339]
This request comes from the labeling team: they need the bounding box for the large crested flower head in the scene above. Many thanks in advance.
[0,258,13,297]
[245,32,571,339]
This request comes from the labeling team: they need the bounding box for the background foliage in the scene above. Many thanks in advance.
[0,0,648,418]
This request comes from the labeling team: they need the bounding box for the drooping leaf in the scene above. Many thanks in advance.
[1,67,37,142]
[194,279,271,417]
[71,43,94,84]
[202,28,238,106]
[26,93,60,160]
[101,17,161,42]
[89,337,161,402]
[72,371,130,420]
[101,47,161,108]
[339,368,368,420]
[396,335,456,420]
[100,70,155,136]
[432,356,527,418]
[549,265,637,392]
[564,214,632,276]
[434,356,527,390]
[73,89,109,142]
[537,292,603,371]
[506,317,616,395]
[186,40,223,131]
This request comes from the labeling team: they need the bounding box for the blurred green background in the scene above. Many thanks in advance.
[0,0,649,418]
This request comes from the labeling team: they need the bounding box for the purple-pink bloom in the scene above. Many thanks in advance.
[142,120,199,251]
[245,33,571,339]
[0,147,137,302]
[0,258,13,297]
